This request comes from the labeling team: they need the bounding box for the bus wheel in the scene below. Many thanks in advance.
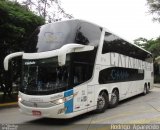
[143,85,147,95]
[147,83,150,93]
[96,92,108,113]
[109,89,119,108]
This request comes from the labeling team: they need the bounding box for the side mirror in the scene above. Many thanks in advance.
[4,52,23,71]
[58,44,94,66]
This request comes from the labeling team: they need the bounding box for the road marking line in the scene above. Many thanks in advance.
[127,116,160,124]
[88,125,111,130]
[0,102,17,107]
[92,108,154,124]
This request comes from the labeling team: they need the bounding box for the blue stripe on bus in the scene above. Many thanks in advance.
[64,89,73,114]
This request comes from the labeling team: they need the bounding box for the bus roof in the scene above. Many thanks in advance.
[60,19,152,55]
[43,19,151,55]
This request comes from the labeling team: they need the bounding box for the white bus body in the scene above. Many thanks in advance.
[4,19,153,118]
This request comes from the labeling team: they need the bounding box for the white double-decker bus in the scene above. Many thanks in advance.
[4,19,153,118]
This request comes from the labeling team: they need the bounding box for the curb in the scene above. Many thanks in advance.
[0,102,18,108]
[154,84,160,88]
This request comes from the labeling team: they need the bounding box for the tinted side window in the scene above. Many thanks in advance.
[75,22,102,47]
[70,48,97,87]
[99,67,144,84]
[102,32,150,62]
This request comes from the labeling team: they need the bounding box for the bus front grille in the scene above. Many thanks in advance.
[21,100,53,108]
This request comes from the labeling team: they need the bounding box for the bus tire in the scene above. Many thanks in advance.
[96,91,108,113]
[143,85,147,95]
[147,82,150,93]
[109,89,119,108]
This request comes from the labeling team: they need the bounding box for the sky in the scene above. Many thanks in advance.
[61,0,160,42]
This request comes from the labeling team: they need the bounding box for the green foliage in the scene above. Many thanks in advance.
[135,37,160,82]
[0,0,44,51]
[147,0,160,22]
[0,1,44,39]
[21,0,73,22]
[134,37,160,58]
[134,37,148,48]
[146,37,160,58]
[0,0,45,85]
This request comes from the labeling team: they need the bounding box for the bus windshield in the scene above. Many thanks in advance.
[20,49,97,95]
[20,57,70,95]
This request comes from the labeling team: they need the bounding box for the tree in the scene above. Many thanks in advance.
[135,37,160,83]
[20,0,73,22]
[134,37,148,48]
[147,0,160,22]
[147,37,160,58]
[134,37,160,58]
[0,0,45,96]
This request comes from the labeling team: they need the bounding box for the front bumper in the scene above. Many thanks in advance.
[18,101,75,119]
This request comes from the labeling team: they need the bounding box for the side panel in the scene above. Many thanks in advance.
[64,89,73,114]
[73,85,88,112]
[95,28,154,102]
[87,85,95,108]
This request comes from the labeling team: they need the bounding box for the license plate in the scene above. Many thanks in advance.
[32,110,41,116]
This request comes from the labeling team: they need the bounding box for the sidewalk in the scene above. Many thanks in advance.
[154,83,160,88]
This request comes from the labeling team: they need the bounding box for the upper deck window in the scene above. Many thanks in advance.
[102,32,152,62]
[25,20,102,53]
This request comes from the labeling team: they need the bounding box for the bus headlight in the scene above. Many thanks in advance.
[50,95,73,105]
[57,98,65,104]
[18,94,23,102]
[50,92,78,105]
[18,97,22,102]
[50,98,66,105]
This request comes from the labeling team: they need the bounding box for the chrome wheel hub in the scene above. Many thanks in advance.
[97,95,105,109]
[111,92,117,104]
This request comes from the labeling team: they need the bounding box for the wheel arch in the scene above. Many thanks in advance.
[99,89,109,96]
[148,82,150,89]
[144,82,147,87]
[112,87,119,94]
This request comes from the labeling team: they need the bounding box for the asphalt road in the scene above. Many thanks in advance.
[1,87,160,130]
